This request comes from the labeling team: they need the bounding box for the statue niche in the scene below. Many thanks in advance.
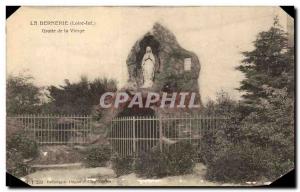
[141,46,155,88]
[134,35,160,88]
[125,23,202,109]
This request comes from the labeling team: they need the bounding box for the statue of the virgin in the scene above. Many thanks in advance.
[141,46,155,88]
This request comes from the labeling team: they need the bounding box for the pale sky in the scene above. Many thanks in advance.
[6,7,289,103]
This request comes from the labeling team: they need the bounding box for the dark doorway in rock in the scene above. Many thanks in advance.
[162,81,178,93]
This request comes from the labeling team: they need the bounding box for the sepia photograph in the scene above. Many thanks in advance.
[6,6,295,187]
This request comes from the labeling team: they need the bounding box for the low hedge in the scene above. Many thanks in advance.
[135,141,197,178]
[111,153,134,177]
[83,145,111,167]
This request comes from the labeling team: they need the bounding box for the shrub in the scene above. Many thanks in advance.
[7,150,31,177]
[6,132,38,177]
[135,141,197,178]
[7,131,38,159]
[111,153,134,176]
[83,145,111,167]
[205,142,282,183]
[165,141,197,175]
[135,148,168,178]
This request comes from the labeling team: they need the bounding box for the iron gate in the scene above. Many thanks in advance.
[109,115,227,157]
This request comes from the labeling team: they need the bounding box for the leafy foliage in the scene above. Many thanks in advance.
[6,132,38,177]
[236,18,294,109]
[135,141,196,178]
[239,86,294,180]
[165,141,197,175]
[204,18,294,182]
[206,143,269,182]
[6,73,42,115]
[111,154,134,177]
[7,131,39,159]
[236,18,294,180]
[6,73,118,116]
[135,148,168,178]
[83,145,111,167]
[46,76,117,115]
[7,150,31,178]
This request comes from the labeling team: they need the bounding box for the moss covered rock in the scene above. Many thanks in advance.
[126,23,201,104]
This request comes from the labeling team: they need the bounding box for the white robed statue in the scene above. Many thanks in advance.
[141,46,155,88]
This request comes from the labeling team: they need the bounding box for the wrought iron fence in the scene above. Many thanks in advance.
[109,115,228,158]
[7,115,92,144]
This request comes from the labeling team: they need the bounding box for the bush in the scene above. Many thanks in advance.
[83,145,111,167]
[206,145,267,182]
[135,141,197,178]
[111,153,134,176]
[166,141,197,175]
[204,141,292,183]
[135,148,168,178]
[6,132,38,177]
[7,150,31,177]
[7,131,38,159]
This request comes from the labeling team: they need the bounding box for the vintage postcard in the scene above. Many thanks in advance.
[6,6,295,187]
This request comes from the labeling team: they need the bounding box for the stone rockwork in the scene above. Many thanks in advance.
[91,23,203,142]
[125,23,201,99]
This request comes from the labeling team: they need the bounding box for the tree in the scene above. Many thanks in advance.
[237,17,294,180]
[237,17,294,109]
[46,76,117,114]
[206,17,294,182]
[204,90,240,117]
[6,73,42,115]
[239,86,294,180]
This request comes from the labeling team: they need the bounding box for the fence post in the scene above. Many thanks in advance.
[110,117,113,155]
[190,115,192,144]
[159,115,163,152]
[33,114,36,141]
[133,116,136,157]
